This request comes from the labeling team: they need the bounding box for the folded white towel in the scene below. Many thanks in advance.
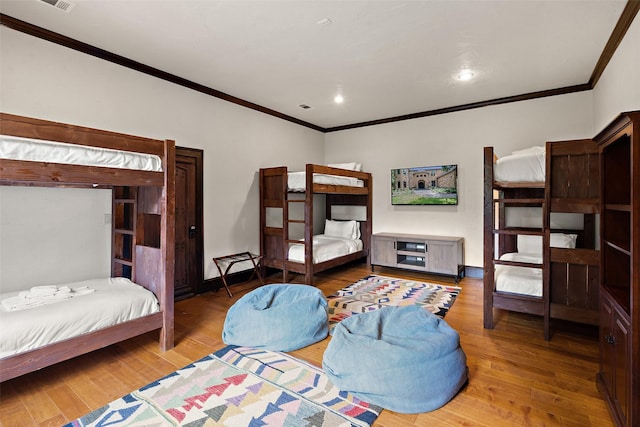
[56,286,72,295]
[2,296,44,311]
[2,286,95,311]
[28,286,58,297]
[73,286,96,295]
[30,285,57,291]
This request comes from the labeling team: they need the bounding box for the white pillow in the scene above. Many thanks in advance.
[510,146,545,156]
[517,235,542,255]
[324,219,358,239]
[550,233,577,248]
[517,233,577,255]
[327,162,362,171]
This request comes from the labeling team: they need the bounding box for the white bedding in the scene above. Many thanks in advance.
[287,171,364,191]
[0,135,163,172]
[494,146,545,183]
[495,252,543,297]
[0,277,160,358]
[288,235,363,264]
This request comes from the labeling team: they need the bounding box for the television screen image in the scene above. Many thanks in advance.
[391,165,458,205]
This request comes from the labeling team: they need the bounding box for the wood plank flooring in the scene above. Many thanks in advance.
[0,264,614,426]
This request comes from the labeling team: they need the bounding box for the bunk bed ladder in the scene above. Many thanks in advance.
[284,196,306,283]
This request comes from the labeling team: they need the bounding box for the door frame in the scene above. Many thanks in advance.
[176,146,204,296]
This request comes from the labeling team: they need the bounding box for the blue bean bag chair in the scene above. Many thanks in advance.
[222,284,328,352]
[323,305,468,413]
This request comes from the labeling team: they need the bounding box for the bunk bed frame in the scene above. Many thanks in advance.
[483,139,600,340]
[260,164,372,285]
[0,112,175,382]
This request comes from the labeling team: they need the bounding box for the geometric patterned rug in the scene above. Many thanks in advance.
[64,345,382,427]
[327,274,462,333]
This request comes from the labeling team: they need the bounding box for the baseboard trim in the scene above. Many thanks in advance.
[465,266,483,279]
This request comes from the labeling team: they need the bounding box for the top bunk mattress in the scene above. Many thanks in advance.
[287,171,364,191]
[0,135,163,172]
[494,146,545,183]
[0,277,160,358]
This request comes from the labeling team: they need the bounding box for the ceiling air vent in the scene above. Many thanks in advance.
[39,0,76,13]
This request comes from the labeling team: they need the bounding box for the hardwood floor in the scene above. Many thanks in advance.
[0,264,614,426]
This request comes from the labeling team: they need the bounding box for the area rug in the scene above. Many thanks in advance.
[64,345,382,427]
[327,274,461,332]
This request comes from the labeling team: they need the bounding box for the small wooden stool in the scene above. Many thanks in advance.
[213,252,264,297]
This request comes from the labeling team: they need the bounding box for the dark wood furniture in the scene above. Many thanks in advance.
[371,232,464,282]
[259,164,372,285]
[0,113,175,382]
[213,252,264,297]
[483,139,600,340]
[594,111,639,427]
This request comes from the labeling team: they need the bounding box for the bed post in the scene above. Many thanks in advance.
[366,173,373,266]
[160,139,176,351]
[483,147,495,329]
[304,164,314,285]
[543,141,552,341]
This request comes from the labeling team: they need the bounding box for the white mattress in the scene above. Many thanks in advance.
[495,252,543,297]
[288,235,363,264]
[0,277,160,358]
[287,171,364,191]
[494,146,545,183]
[0,135,163,172]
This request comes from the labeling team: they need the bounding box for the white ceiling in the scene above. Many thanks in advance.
[0,0,630,130]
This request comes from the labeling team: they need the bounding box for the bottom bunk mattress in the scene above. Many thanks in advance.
[288,235,363,264]
[0,277,160,358]
[494,252,542,297]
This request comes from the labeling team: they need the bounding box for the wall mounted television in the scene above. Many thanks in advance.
[391,165,458,205]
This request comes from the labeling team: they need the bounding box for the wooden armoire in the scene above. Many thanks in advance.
[594,111,639,427]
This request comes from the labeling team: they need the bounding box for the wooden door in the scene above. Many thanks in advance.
[174,147,203,300]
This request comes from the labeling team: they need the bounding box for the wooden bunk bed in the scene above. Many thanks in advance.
[260,164,372,285]
[483,139,600,340]
[0,113,175,382]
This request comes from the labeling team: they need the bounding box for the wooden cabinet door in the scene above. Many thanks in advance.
[426,240,456,275]
[613,313,630,426]
[600,291,632,426]
[599,296,615,393]
[371,235,396,267]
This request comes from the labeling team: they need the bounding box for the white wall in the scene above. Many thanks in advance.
[0,187,112,292]
[325,92,594,268]
[0,27,325,286]
[593,14,640,132]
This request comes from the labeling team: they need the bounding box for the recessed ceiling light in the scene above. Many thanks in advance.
[334,94,344,104]
[457,70,475,81]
